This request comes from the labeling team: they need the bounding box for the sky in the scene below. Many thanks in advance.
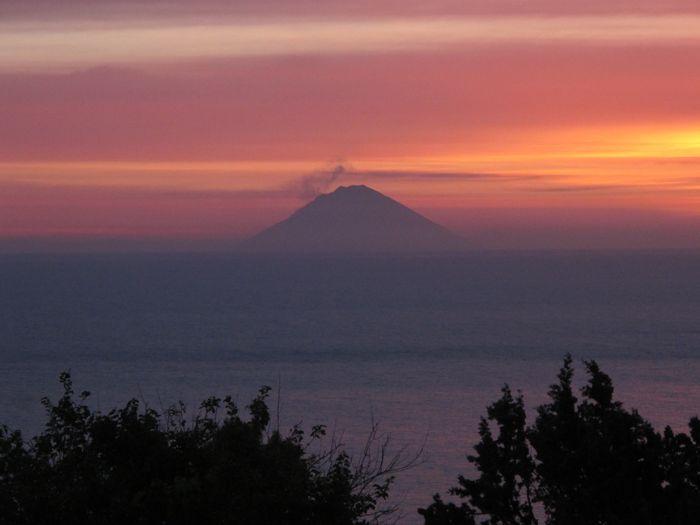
[2,0,700,250]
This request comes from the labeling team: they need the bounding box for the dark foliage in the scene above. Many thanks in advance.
[0,373,412,525]
[420,356,700,525]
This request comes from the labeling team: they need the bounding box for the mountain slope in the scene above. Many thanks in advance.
[239,185,466,253]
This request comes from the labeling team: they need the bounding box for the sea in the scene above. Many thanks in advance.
[2,251,700,522]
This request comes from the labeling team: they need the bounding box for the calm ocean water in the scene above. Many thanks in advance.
[2,251,700,521]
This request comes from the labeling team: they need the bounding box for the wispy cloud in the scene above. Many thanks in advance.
[287,163,700,200]
[533,184,645,193]
[357,170,543,182]
[290,163,546,198]
[3,15,700,71]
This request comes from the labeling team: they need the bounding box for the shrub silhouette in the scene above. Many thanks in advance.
[420,356,700,525]
[0,373,411,525]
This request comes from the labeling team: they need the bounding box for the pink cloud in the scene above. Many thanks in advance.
[3,0,700,22]
[1,45,699,161]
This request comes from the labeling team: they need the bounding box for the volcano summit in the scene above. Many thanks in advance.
[239,185,466,254]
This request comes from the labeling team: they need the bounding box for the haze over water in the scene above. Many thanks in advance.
[2,250,700,520]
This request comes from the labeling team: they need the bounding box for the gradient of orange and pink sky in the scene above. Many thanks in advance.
[2,1,700,250]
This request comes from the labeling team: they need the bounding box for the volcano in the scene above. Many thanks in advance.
[239,185,466,253]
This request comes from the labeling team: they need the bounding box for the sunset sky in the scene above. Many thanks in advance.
[2,1,700,250]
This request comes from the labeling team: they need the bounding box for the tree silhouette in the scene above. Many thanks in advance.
[420,356,700,525]
[0,373,416,525]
